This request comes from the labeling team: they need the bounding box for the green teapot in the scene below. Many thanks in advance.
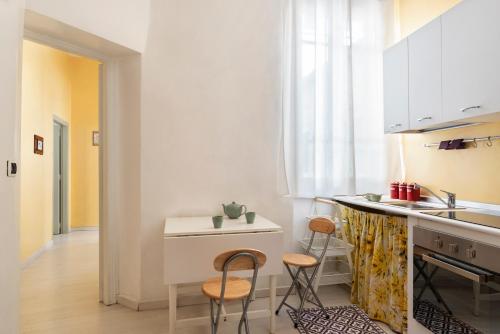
[222,202,247,219]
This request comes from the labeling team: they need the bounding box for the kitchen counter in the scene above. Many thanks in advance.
[326,195,500,237]
[320,195,500,334]
[327,195,500,334]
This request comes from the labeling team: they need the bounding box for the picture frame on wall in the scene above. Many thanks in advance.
[34,135,44,155]
[92,131,100,146]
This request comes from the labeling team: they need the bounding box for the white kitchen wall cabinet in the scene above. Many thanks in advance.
[442,0,500,122]
[384,39,409,134]
[409,18,442,130]
[384,0,500,133]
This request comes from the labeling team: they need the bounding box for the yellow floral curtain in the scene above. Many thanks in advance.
[341,205,408,333]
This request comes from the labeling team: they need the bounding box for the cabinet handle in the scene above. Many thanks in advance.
[389,123,402,129]
[417,116,432,122]
[460,106,481,112]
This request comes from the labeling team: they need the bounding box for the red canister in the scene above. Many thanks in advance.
[390,182,400,199]
[407,184,415,201]
[413,184,421,201]
[399,182,407,200]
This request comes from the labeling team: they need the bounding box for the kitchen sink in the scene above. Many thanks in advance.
[382,202,465,211]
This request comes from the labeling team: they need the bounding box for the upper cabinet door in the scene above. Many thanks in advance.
[384,39,409,134]
[442,0,500,121]
[409,18,442,130]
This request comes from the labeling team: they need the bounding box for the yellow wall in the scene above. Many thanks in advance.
[397,0,500,205]
[20,41,73,261]
[398,0,461,37]
[20,41,100,262]
[70,58,100,228]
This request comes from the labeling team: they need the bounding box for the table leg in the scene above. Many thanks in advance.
[169,284,177,334]
[269,275,277,334]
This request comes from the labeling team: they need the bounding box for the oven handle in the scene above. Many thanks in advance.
[422,254,488,283]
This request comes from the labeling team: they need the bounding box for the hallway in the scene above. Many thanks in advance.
[21,231,392,334]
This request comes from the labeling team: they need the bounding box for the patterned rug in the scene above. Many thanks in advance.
[287,305,386,334]
[414,300,483,334]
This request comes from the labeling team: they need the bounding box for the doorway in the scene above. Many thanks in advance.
[52,119,69,235]
[20,19,141,305]
[19,40,101,266]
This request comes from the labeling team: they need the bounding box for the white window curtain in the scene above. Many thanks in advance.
[282,0,392,198]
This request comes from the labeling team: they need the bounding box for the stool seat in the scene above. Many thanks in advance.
[283,253,318,268]
[202,276,251,301]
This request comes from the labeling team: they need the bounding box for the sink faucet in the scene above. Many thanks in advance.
[415,184,456,208]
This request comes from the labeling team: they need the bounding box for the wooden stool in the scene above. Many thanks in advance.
[275,217,335,334]
[300,216,354,294]
[202,249,266,334]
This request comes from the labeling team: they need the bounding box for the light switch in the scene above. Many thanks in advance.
[7,161,17,177]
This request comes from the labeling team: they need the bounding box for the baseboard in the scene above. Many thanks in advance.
[116,295,140,311]
[118,285,292,312]
[139,299,170,311]
[70,226,99,231]
[21,240,54,269]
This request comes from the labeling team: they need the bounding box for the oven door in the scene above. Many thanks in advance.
[414,249,500,334]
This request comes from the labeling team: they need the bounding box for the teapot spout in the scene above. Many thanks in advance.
[222,204,226,214]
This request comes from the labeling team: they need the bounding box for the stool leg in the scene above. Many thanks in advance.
[305,258,325,303]
[269,275,277,333]
[301,267,329,319]
[239,297,252,334]
[211,298,223,334]
[286,264,306,302]
[295,269,310,333]
[313,255,326,294]
[209,299,215,334]
[240,299,250,334]
[276,264,301,315]
[245,313,250,334]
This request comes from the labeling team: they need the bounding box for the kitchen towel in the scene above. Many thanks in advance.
[448,139,466,150]
[439,141,451,150]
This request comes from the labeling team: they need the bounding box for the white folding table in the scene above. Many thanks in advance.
[163,215,284,334]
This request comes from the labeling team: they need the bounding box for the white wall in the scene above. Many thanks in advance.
[20,0,148,306]
[25,0,150,52]
[114,55,142,302]
[9,0,331,310]
[0,0,24,332]
[0,0,147,322]
[139,0,293,301]
[10,0,147,310]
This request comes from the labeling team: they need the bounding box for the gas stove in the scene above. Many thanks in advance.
[423,210,500,229]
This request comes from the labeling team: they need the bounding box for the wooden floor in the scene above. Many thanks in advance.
[21,231,394,333]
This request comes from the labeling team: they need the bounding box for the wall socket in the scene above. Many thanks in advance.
[6,161,17,177]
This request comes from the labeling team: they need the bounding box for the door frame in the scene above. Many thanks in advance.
[23,29,118,305]
[52,116,69,234]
